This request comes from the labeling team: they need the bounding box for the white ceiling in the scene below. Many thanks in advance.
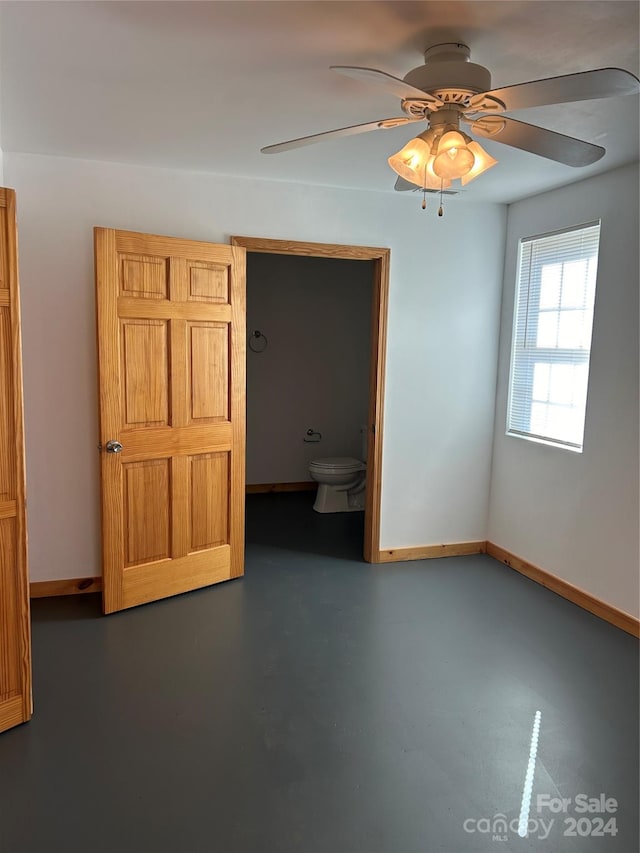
[1,1,638,203]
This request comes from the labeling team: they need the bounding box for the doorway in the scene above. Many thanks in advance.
[231,236,389,563]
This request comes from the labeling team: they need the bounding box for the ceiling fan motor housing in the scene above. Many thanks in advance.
[403,43,492,99]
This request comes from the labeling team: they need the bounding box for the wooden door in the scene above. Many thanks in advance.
[95,229,246,614]
[0,188,32,733]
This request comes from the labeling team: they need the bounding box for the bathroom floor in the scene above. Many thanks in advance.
[245,489,366,560]
[0,492,637,852]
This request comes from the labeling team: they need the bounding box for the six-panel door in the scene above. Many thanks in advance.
[0,188,31,733]
[95,229,246,613]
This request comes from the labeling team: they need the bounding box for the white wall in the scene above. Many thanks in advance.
[488,163,639,617]
[4,151,505,581]
[0,28,3,185]
[246,253,371,484]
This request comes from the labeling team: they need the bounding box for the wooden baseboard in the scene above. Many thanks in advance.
[377,541,487,563]
[30,577,102,598]
[246,482,316,494]
[486,542,640,638]
[27,545,638,638]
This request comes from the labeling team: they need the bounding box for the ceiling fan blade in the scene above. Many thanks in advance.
[470,68,640,112]
[470,116,605,167]
[261,117,422,154]
[393,176,458,195]
[331,66,443,106]
[394,176,419,192]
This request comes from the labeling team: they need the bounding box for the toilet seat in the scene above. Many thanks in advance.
[309,456,365,475]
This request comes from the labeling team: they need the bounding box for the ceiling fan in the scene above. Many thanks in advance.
[261,43,640,194]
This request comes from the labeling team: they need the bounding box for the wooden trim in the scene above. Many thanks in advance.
[30,577,103,598]
[230,236,387,261]
[486,542,640,638]
[246,481,316,494]
[378,541,487,562]
[231,235,389,566]
[365,252,389,563]
[229,244,246,579]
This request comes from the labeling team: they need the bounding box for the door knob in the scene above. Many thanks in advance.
[105,440,123,454]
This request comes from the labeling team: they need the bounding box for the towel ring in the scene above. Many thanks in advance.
[249,330,268,353]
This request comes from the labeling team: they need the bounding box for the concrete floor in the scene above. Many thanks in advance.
[0,492,637,852]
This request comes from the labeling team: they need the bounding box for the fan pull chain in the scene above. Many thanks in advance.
[438,178,444,217]
[421,165,427,210]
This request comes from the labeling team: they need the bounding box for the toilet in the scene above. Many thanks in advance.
[309,428,367,513]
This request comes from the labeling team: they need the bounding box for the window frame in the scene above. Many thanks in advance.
[506,220,601,453]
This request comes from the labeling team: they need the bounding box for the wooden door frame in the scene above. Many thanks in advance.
[231,236,389,564]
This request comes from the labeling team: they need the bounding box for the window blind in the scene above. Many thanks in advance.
[507,221,601,451]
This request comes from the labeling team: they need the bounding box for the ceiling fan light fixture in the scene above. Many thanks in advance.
[460,141,498,185]
[387,129,451,189]
[265,50,639,191]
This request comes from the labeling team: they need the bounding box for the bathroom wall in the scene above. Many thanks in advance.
[488,163,639,617]
[246,253,372,484]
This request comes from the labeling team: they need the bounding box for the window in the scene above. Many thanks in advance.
[507,221,601,452]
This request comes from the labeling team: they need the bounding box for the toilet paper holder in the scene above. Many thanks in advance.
[303,429,322,443]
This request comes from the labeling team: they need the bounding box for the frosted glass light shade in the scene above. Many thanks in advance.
[436,130,467,154]
[388,137,431,180]
[433,129,475,178]
[460,141,498,185]
[388,130,452,189]
[433,147,475,178]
